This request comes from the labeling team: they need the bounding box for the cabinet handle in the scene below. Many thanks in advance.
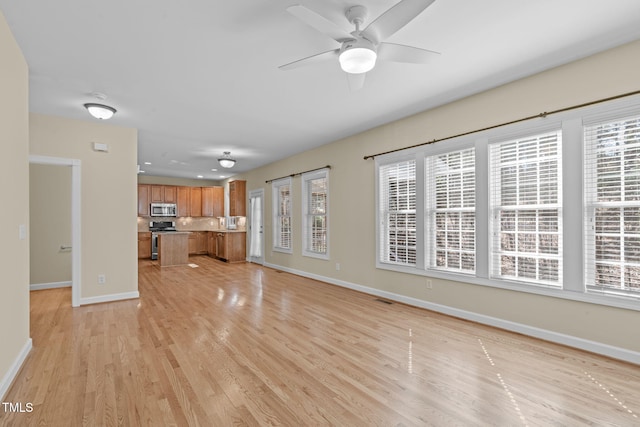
[60,245,72,250]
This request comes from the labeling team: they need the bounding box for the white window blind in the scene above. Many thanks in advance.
[489,131,563,286]
[379,160,417,266]
[302,170,328,258]
[426,148,476,273]
[585,115,640,297]
[272,178,292,252]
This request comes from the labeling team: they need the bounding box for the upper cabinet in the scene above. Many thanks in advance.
[138,184,224,218]
[229,180,246,216]
[190,187,202,217]
[150,185,164,202]
[202,186,224,218]
[138,185,150,216]
[164,186,177,203]
[177,186,190,217]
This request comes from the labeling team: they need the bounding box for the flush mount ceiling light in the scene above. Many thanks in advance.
[218,151,236,168]
[84,103,116,120]
[338,39,377,74]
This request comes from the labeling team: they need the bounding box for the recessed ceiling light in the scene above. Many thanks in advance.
[144,162,152,165]
[211,168,218,172]
[197,175,204,179]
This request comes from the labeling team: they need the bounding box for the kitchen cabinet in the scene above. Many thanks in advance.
[177,186,190,217]
[138,184,224,218]
[202,187,224,217]
[138,185,150,216]
[190,187,202,217]
[138,232,151,259]
[188,231,208,255]
[207,231,215,256]
[164,186,177,203]
[150,185,164,202]
[213,231,246,263]
[228,180,246,216]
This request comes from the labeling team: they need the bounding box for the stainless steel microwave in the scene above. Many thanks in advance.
[150,203,177,217]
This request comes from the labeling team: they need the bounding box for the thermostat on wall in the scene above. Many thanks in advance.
[93,142,109,152]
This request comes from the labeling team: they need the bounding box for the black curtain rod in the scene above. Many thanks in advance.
[265,165,331,184]
[363,89,640,160]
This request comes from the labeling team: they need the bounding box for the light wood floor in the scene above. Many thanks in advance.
[2,256,639,426]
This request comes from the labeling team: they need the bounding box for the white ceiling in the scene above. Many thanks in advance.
[2,0,640,179]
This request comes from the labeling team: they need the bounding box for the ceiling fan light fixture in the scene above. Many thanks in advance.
[339,46,377,74]
[84,103,116,120]
[218,151,236,168]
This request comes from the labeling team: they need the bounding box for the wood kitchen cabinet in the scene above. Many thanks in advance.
[177,186,190,217]
[138,232,151,259]
[188,231,208,255]
[138,185,150,216]
[213,231,246,263]
[190,187,202,217]
[150,185,164,202]
[228,180,246,216]
[202,186,224,217]
[163,186,177,203]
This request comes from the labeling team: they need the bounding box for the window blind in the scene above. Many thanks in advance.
[379,160,417,266]
[273,179,292,250]
[489,131,563,286]
[584,115,640,297]
[303,171,328,257]
[426,148,476,273]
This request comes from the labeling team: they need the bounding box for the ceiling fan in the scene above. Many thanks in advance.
[279,0,439,90]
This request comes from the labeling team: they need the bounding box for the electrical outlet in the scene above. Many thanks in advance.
[426,279,432,289]
[336,263,341,271]
[98,274,106,285]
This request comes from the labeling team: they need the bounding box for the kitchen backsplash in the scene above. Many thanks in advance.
[137,216,246,232]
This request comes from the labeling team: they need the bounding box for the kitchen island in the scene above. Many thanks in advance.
[157,231,191,267]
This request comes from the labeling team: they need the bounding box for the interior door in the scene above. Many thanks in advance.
[248,189,264,264]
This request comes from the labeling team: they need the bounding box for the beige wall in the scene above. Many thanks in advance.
[29,114,138,300]
[0,10,30,396]
[138,175,221,187]
[30,164,72,285]
[232,39,640,354]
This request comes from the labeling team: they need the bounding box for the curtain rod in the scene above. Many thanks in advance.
[265,165,331,184]
[363,89,640,160]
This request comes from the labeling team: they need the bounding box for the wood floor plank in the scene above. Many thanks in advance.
[1,256,639,426]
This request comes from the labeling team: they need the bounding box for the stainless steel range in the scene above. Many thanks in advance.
[149,221,177,260]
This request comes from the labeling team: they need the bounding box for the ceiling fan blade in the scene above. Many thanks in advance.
[278,49,338,71]
[377,42,440,64]
[286,5,353,43]
[361,0,436,44]
[347,73,366,91]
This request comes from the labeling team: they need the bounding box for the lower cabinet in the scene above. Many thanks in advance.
[188,231,209,255]
[212,231,246,263]
[138,232,151,259]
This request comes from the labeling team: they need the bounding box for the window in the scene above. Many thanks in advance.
[379,159,417,266]
[489,131,563,286]
[302,169,329,258]
[272,177,292,253]
[585,115,640,298]
[374,96,640,308]
[426,148,476,273]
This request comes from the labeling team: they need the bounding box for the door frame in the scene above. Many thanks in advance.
[248,188,264,265]
[29,155,82,307]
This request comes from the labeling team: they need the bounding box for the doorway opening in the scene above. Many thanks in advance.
[29,155,81,307]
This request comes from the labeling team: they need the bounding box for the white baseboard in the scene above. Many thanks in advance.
[80,291,139,306]
[0,338,32,400]
[30,281,71,291]
[264,262,640,365]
